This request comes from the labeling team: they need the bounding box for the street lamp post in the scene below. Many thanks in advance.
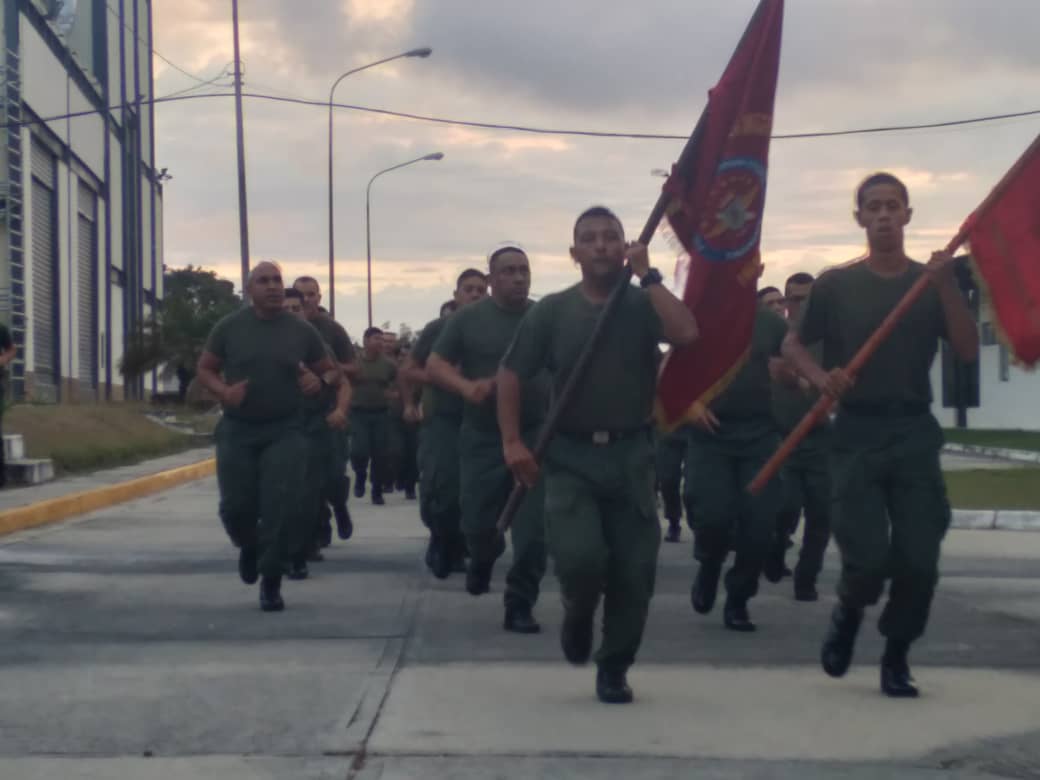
[327,47,432,318]
[365,152,444,328]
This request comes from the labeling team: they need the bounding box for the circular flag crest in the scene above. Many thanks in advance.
[692,157,766,263]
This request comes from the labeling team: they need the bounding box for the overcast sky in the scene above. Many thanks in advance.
[152,0,1040,339]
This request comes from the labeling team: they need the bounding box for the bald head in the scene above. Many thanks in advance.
[247,262,286,317]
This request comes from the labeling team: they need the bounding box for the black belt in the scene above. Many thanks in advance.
[558,428,648,446]
[840,401,929,418]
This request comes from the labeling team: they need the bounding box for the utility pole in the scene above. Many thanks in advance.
[231,0,250,294]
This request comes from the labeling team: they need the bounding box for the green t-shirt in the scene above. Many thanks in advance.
[503,283,663,433]
[310,314,356,363]
[351,354,397,410]
[204,306,326,422]
[798,260,947,407]
[771,341,823,433]
[433,296,546,432]
[711,305,787,419]
[412,316,463,421]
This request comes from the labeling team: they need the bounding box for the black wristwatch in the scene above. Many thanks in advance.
[639,268,663,288]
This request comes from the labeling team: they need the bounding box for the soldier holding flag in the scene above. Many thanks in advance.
[499,206,697,704]
[782,172,979,697]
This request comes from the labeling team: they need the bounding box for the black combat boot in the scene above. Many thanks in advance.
[723,598,757,632]
[821,602,863,678]
[560,604,594,665]
[691,560,722,614]
[259,575,285,612]
[880,639,919,698]
[503,603,541,634]
[334,503,353,540]
[596,667,633,704]
[238,546,258,585]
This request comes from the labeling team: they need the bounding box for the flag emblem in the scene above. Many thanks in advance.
[693,157,766,263]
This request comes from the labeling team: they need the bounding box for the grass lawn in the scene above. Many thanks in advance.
[5,403,208,474]
[943,468,1040,510]
[943,429,1040,452]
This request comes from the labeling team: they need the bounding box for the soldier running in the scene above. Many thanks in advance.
[782,172,978,697]
[428,246,547,635]
[499,207,697,703]
[765,272,831,600]
[292,276,357,546]
[401,270,488,577]
[197,262,334,611]
[685,296,789,633]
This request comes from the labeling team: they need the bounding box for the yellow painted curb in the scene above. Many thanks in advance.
[0,458,216,538]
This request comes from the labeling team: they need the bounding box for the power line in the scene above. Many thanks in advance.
[103,1,217,86]
[155,71,234,101]
[3,89,1039,143]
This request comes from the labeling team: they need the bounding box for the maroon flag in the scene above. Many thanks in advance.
[656,0,784,428]
[963,133,1040,366]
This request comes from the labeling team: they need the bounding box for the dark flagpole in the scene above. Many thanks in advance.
[495,0,774,534]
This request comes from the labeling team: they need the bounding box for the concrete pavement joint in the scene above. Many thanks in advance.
[343,562,430,780]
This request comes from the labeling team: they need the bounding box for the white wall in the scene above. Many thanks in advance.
[931,343,1040,430]
[20,17,104,180]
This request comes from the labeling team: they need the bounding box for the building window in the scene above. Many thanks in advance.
[999,345,1010,382]
[109,266,126,287]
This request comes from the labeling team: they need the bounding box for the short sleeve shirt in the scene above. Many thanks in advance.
[351,355,397,410]
[433,296,547,432]
[204,307,326,422]
[712,306,788,419]
[310,314,356,363]
[503,283,663,433]
[798,260,947,406]
[413,316,463,421]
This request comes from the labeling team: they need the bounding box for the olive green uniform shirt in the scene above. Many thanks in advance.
[711,306,787,419]
[433,296,547,432]
[503,283,663,433]
[798,260,947,406]
[310,314,356,364]
[351,355,397,411]
[413,316,463,420]
[771,342,824,433]
[204,307,326,422]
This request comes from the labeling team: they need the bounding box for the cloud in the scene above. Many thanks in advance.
[151,0,1040,341]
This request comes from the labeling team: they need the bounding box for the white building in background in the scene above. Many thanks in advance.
[930,300,1040,431]
[1,0,163,402]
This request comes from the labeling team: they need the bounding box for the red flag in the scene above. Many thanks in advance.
[655,0,784,429]
[962,133,1040,366]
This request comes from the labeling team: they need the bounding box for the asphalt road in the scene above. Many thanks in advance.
[1,476,1039,780]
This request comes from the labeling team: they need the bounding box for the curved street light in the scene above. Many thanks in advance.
[327,47,432,317]
[365,152,445,328]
